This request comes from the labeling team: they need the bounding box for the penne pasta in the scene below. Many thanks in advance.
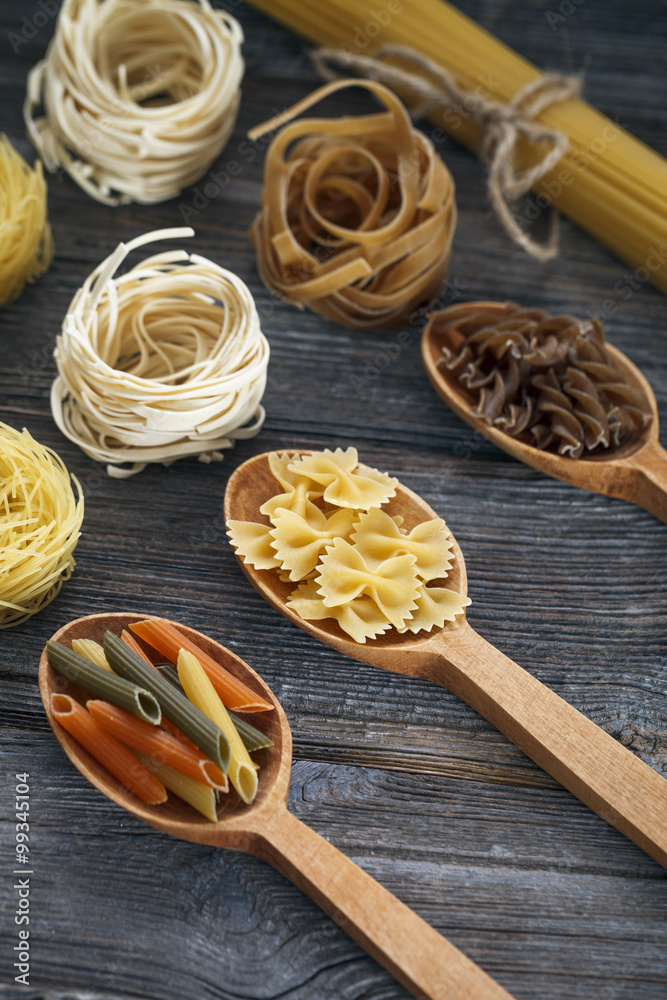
[157,663,185,689]
[103,632,231,774]
[129,618,273,712]
[120,629,155,667]
[86,700,228,791]
[177,649,258,805]
[71,638,112,672]
[50,694,166,805]
[47,641,161,725]
[157,664,274,754]
[118,630,194,744]
[132,751,218,822]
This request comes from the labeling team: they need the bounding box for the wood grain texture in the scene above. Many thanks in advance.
[1,1,666,999]
[40,616,517,1000]
[225,451,667,865]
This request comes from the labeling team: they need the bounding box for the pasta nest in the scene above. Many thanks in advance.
[227,448,470,644]
[249,79,457,330]
[24,0,244,205]
[431,301,651,459]
[0,422,84,629]
[51,228,270,478]
[0,135,53,306]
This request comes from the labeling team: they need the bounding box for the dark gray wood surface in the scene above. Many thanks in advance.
[1,1,666,998]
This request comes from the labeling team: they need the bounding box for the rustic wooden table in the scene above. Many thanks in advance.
[1,1,666,998]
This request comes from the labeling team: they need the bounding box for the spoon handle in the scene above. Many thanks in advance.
[427,623,667,866]
[623,439,667,523]
[252,806,514,1000]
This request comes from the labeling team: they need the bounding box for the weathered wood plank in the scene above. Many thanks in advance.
[1,0,666,998]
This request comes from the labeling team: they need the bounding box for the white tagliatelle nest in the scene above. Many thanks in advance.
[24,0,244,205]
[51,228,270,478]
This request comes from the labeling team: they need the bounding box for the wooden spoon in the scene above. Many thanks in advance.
[421,301,667,522]
[224,453,667,868]
[39,612,515,1000]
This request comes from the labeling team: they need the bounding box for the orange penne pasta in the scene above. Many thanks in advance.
[129,618,273,712]
[121,628,155,667]
[50,694,166,805]
[86,700,229,792]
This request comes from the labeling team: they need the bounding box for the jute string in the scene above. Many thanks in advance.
[311,45,582,261]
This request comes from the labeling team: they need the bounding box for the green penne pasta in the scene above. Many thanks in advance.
[156,663,182,688]
[46,641,161,725]
[103,632,231,774]
[133,751,218,823]
[157,664,274,753]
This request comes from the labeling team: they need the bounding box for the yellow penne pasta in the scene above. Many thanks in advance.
[133,751,218,823]
[177,649,258,805]
[72,638,113,672]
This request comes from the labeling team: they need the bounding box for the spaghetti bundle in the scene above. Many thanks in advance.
[0,135,53,305]
[249,79,456,330]
[0,423,84,629]
[246,0,667,295]
[25,0,244,205]
[51,228,270,478]
[430,302,651,458]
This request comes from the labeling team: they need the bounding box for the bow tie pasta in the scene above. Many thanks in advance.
[227,448,470,642]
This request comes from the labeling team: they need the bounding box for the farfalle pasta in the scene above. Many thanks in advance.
[227,448,469,643]
[429,301,651,459]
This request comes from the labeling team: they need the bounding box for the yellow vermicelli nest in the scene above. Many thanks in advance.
[0,135,53,306]
[51,228,270,478]
[249,79,456,330]
[228,448,470,643]
[24,0,244,205]
[0,423,84,628]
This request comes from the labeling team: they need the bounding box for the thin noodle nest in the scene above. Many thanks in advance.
[249,79,456,330]
[0,423,84,629]
[50,228,270,478]
[0,135,53,305]
[431,301,651,459]
[24,0,244,205]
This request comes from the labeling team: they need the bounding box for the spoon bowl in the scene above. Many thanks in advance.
[421,301,667,522]
[39,613,289,846]
[225,452,667,868]
[39,612,513,1000]
[228,451,468,658]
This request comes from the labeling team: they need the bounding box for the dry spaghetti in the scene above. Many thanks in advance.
[246,0,667,296]
[0,423,84,629]
[248,79,456,330]
[50,228,270,478]
[24,0,244,205]
[0,135,53,306]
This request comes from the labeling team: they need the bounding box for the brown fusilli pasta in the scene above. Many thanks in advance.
[431,302,650,458]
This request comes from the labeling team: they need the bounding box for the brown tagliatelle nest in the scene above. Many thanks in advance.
[431,302,651,458]
[248,79,456,330]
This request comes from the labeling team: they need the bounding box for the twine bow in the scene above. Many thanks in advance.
[311,45,582,261]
